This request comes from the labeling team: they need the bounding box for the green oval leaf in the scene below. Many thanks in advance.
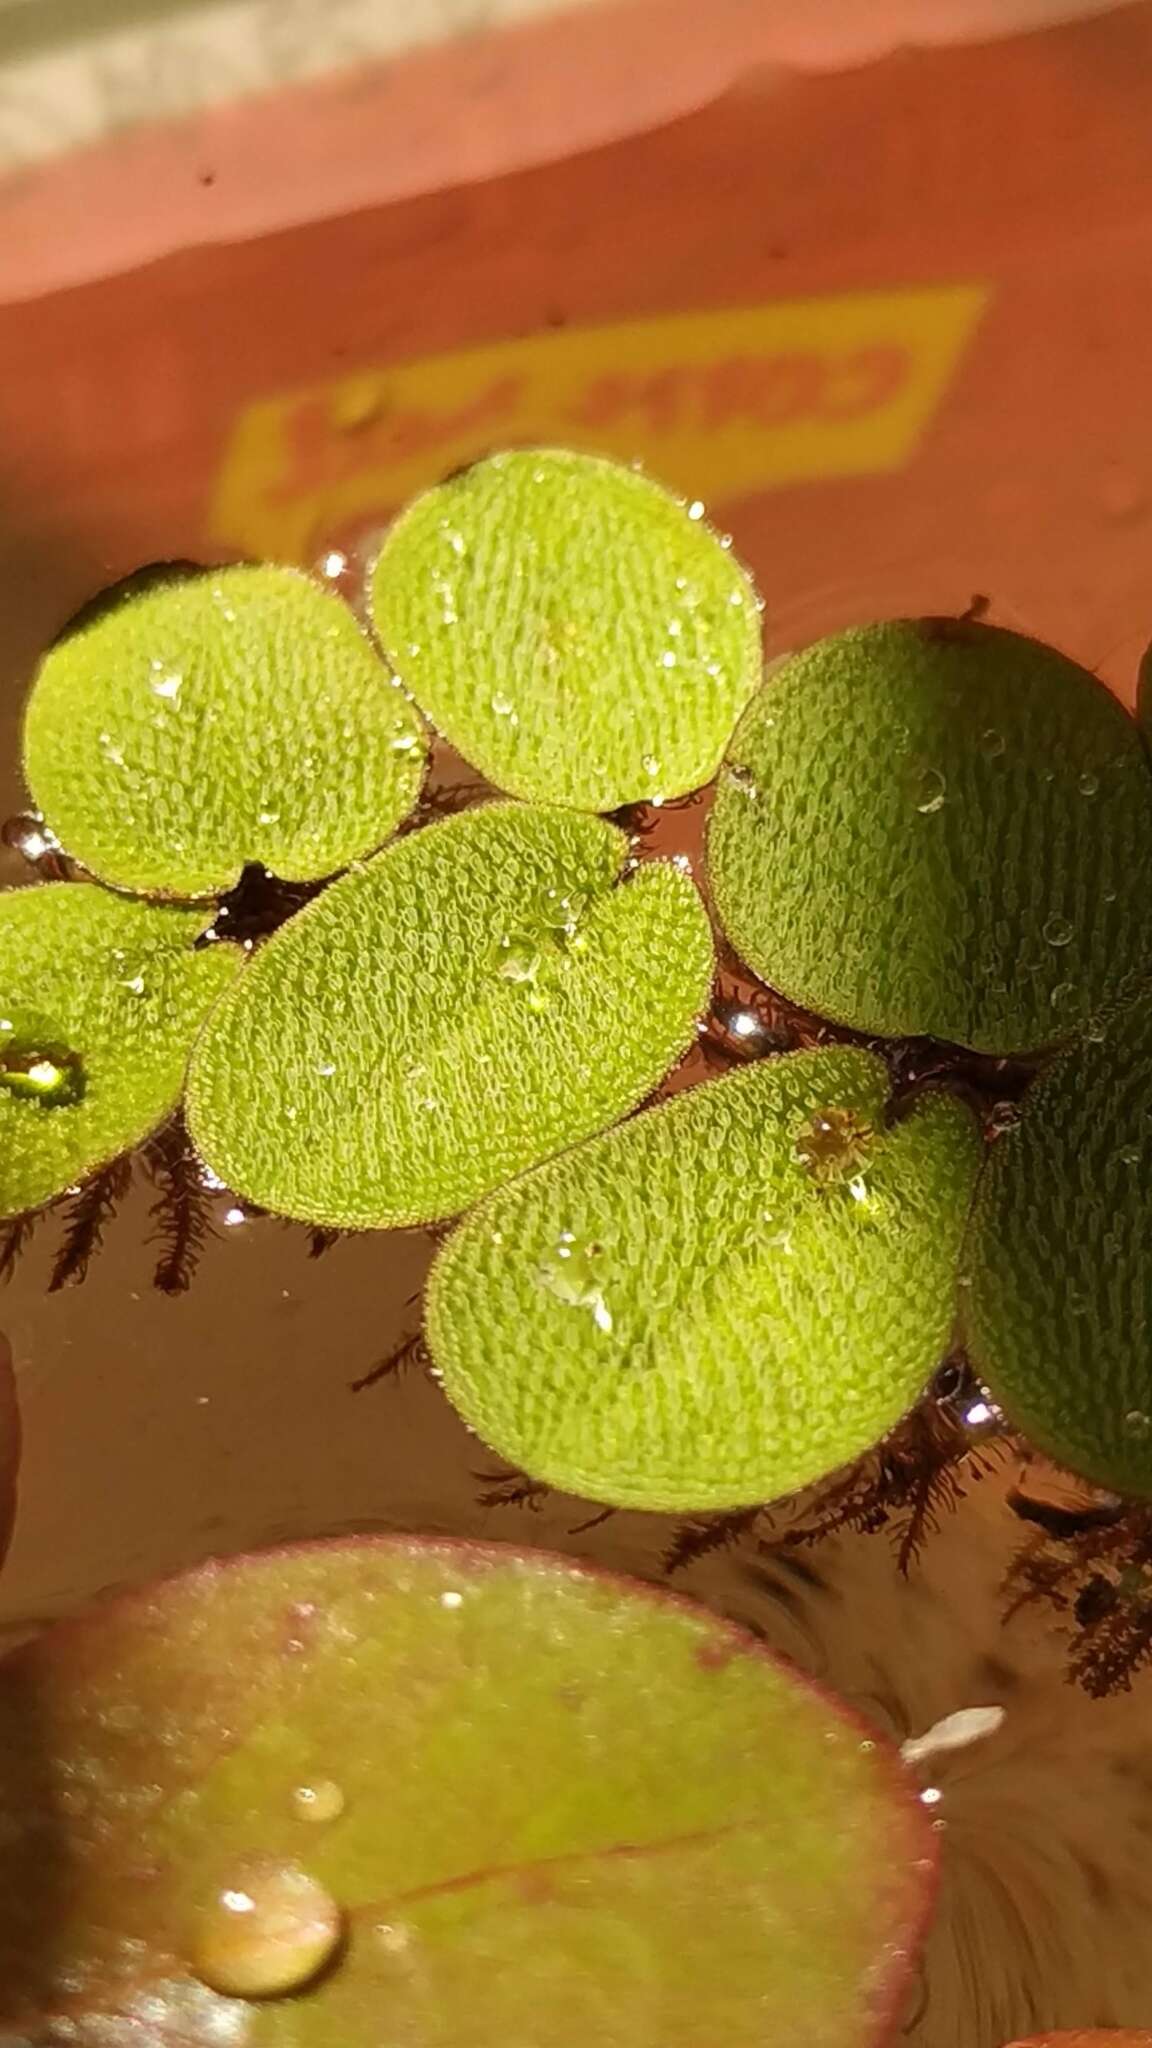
[966,998,1152,1497]
[23,564,427,897]
[707,621,1152,1053]
[0,1334,19,1575]
[0,882,237,1216]
[186,804,713,1229]
[427,1049,981,1511]
[370,450,762,811]
[0,1536,934,2043]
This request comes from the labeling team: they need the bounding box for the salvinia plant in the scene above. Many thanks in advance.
[4,447,1152,2038]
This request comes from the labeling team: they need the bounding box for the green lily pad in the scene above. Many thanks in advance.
[966,998,1152,1497]
[0,882,238,1216]
[186,803,713,1229]
[0,1334,19,1574]
[0,1535,934,2044]
[707,621,1152,1053]
[23,563,427,897]
[427,1048,980,1511]
[370,450,762,811]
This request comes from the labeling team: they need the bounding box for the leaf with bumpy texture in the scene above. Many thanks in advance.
[0,883,237,1217]
[186,804,713,1229]
[707,621,1152,1054]
[427,1049,981,1511]
[370,450,762,811]
[966,998,1152,1498]
[23,564,427,897]
[0,1536,935,2046]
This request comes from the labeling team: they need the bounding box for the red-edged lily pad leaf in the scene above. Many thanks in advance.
[0,1537,934,2045]
[0,1332,19,1574]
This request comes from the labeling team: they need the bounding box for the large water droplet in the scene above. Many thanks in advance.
[0,1025,85,1107]
[1043,913,1074,948]
[913,767,947,815]
[291,1779,346,1825]
[538,1233,613,1333]
[191,1860,343,1998]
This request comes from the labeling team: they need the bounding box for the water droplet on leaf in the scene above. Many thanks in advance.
[979,727,1005,758]
[538,1233,613,1333]
[1124,1409,1152,1441]
[794,1106,873,1189]
[1043,913,1074,948]
[913,767,947,815]
[291,1779,346,1824]
[1078,770,1100,797]
[191,1860,343,1999]
[0,1026,85,1107]
[490,693,517,720]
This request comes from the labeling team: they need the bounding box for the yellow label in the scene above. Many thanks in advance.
[210,285,987,561]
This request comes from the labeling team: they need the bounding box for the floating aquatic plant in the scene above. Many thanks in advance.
[186,803,712,1228]
[966,997,1152,1500]
[427,1050,980,1510]
[7,444,1152,1719]
[0,1536,933,2045]
[23,562,428,897]
[371,449,762,812]
[707,621,1152,1053]
[0,884,236,1218]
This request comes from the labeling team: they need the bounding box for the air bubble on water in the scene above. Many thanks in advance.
[221,1206,248,1228]
[291,1779,346,1825]
[913,767,946,815]
[191,1860,343,1999]
[919,1786,944,1808]
[1124,1409,1152,1441]
[1043,913,1074,948]
[979,728,1005,758]
[1078,770,1100,797]
[319,550,347,580]
[902,1704,1005,1768]
[538,1233,613,1332]
[687,499,705,521]
[1050,982,1077,1012]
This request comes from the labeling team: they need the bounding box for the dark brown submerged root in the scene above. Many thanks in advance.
[1004,1479,1152,1697]
[48,1156,134,1291]
[665,1357,1013,1580]
[141,1118,219,1295]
